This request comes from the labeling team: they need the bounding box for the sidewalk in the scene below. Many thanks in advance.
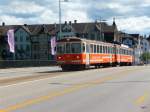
[0,66,61,80]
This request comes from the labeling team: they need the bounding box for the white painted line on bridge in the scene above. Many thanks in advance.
[0,74,68,89]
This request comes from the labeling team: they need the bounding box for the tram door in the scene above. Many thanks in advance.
[118,48,121,64]
[110,47,113,64]
[85,43,90,66]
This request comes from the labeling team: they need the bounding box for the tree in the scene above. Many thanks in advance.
[140,52,150,64]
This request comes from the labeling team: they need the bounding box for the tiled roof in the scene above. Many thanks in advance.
[27,24,55,35]
[0,25,19,37]
[129,34,140,39]
[71,22,115,33]
[0,22,117,38]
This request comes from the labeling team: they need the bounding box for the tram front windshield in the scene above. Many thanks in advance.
[57,42,81,54]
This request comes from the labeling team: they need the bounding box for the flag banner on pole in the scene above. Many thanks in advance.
[7,29,15,53]
[51,36,56,55]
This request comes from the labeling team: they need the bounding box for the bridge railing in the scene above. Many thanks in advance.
[0,60,56,68]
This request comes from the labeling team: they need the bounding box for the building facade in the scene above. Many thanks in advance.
[57,21,105,41]
[14,26,31,60]
[30,25,52,60]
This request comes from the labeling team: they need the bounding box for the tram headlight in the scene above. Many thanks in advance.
[76,56,80,59]
[58,56,62,59]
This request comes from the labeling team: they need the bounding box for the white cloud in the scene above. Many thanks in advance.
[0,0,150,34]
[114,16,150,34]
[63,10,91,23]
[0,15,24,25]
[10,1,45,14]
[95,2,134,14]
[39,10,58,24]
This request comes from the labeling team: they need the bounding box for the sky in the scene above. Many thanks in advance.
[0,0,150,35]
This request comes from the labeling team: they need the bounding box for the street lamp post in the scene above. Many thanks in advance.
[59,0,62,40]
[99,17,106,41]
[58,0,68,40]
[138,36,142,64]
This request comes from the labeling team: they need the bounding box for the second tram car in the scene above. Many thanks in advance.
[56,37,134,70]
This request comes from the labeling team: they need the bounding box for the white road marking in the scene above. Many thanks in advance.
[0,74,68,89]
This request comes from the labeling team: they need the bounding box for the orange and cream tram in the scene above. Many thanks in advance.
[56,37,134,70]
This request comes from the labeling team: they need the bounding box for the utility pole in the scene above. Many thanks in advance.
[58,0,69,40]
[99,17,106,41]
[138,36,142,64]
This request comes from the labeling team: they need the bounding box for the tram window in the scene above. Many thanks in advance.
[104,46,106,53]
[103,46,105,53]
[71,43,81,53]
[97,45,100,53]
[110,47,112,53]
[94,45,97,53]
[109,47,111,54]
[112,47,114,54]
[106,46,108,54]
[129,50,131,55]
[100,45,102,53]
[114,47,116,54]
[131,51,133,55]
[108,47,110,53]
[57,44,65,54]
[110,47,112,54]
[66,43,71,53]
[123,49,125,54]
[127,50,129,55]
[90,44,94,53]
[110,47,111,53]
[105,46,107,53]
[86,44,90,53]
[107,46,109,53]
[117,48,119,54]
[82,43,86,53]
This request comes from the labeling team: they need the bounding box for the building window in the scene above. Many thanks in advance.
[26,45,30,51]
[20,36,23,42]
[15,45,17,51]
[26,36,30,42]
[15,37,17,42]
[20,45,23,51]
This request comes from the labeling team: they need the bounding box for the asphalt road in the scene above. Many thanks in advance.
[0,66,150,112]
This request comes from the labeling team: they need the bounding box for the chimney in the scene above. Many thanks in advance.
[65,21,67,25]
[69,21,72,25]
[95,20,97,24]
[24,24,27,26]
[54,23,57,28]
[2,22,5,26]
[113,17,116,26]
[74,20,77,24]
